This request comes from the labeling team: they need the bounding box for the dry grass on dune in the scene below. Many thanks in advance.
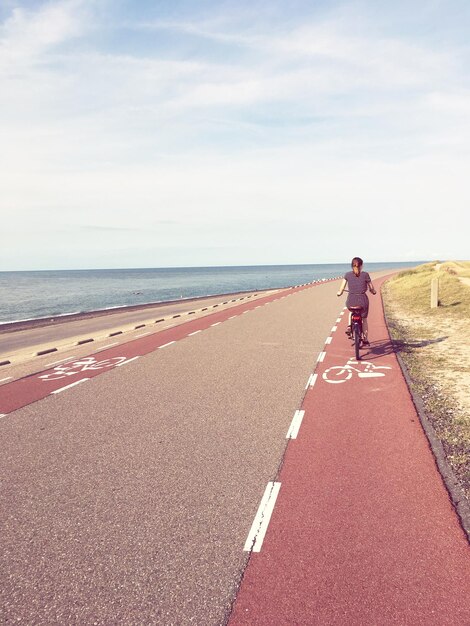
[389,261,470,317]
[382,261,470,501]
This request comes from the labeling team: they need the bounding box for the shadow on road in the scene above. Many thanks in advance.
[361,339,395,360]
[360,336,448,361]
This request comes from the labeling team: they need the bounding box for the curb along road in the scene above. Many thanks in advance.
[229,275,470,626]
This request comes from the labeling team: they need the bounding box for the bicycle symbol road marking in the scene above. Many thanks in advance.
[322,360,392,384]
[38,356,129,381]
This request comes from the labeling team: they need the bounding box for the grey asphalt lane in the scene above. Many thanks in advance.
[1,281,343,625]
[0,290,281,383]
[0,289,279,360]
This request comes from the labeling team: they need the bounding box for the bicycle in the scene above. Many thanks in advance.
[340,288,366,360]
[348,306,364,361]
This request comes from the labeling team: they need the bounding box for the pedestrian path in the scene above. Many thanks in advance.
[230,276,470,625]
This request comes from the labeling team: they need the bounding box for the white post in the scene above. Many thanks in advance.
[431,277,439,308]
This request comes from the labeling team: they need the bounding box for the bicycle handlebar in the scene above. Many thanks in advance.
[337,288,376,296]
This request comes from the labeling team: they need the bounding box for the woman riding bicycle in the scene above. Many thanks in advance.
[337,257,376,346]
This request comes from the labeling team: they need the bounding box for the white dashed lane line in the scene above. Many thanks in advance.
[317,351,326,363]
[51,378,90,394]
[331,325,338,332]
[116,356,140,366]
[286,410,305,439]
[335,318,341,323]
[159,341,176,349]
[0,377,13,383]
[228,315,237,319]
[0,413,7,418]
[244,482,281,553]
[325,337,332,344]
[305,373,318,389]
[211,322,221,327]
[188,330,202,336]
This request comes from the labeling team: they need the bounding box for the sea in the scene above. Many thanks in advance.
[0,262,417,325]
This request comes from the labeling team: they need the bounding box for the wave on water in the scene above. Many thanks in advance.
[0,311,83,326]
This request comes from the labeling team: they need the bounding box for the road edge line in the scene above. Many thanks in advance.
[51,378,90,394]
[243,482,281,553]
[286,409,306,439]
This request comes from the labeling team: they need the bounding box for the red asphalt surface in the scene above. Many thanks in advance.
[230,276,470,626]
[0,281,334,416]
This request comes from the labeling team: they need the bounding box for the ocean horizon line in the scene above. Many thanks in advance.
[0,260,429,274]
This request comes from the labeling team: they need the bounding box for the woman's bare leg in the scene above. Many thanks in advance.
[362,318,369,340]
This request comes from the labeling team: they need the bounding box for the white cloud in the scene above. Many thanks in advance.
[426,89,470,114]
[0,1,469,269]
[0,0,89,69]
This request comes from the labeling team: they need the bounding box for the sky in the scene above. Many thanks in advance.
[1,0,469,270]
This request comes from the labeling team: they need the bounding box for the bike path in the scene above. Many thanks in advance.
[229,276,470,625]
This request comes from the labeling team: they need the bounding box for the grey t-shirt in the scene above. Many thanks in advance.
[344,271,371,294]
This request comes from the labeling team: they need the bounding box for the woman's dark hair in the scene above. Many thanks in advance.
[351,257,363,276]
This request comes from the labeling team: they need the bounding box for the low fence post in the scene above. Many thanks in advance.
[431,277,439,308]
